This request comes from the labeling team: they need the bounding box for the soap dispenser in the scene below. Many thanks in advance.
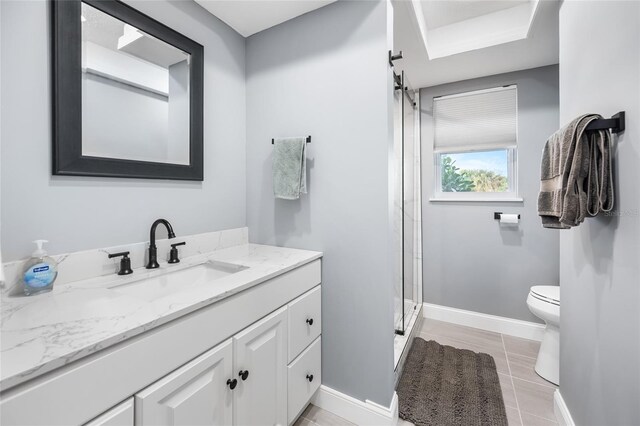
[22,240,58,296]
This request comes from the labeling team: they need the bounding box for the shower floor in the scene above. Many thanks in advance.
[394,303,422,370]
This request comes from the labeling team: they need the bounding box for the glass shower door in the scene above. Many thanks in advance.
[402,76,417,332]
[394,71,420,335]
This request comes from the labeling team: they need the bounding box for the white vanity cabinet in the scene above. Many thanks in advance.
[0,260,322,426]
[133,306,299,426]
[133,308,290,426]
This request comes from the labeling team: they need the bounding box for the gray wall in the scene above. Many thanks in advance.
[0,0,246,260]
[559,2,640,425]
[420,65,560,322]
[245,1,396,406]
[167,60,190,164]
[82,73,170,162]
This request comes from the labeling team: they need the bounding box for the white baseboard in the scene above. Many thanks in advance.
[311,385,398,425]
[554,390,575,426]
[423,302,545,341]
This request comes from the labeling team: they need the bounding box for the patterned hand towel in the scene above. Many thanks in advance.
[272,137,307,200]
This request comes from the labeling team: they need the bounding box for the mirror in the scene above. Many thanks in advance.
[53,0,204,180]
[81,3,191,165]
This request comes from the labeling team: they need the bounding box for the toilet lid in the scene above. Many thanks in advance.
[531,286,560,305]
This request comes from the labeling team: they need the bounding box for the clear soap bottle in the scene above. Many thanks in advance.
[23,240,58,296]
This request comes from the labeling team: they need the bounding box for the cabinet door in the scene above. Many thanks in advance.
[135,339,233,426]
[85,398,134,426]
[233,307,288,426]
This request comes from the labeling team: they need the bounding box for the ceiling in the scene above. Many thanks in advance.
[82,2,125,51]
[393,0,559,89]
[82,2,187,68]
[194,0,336,37]
[422,0,528,29]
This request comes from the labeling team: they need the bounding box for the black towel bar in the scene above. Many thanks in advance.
[585,112,625,134]
[271,136,311,144]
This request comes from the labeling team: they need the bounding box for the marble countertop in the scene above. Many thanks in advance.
[0,244,322,391]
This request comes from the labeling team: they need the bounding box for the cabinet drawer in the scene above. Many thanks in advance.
[288,285,321,362]
[85,398,133,426]
[287,337,321,425]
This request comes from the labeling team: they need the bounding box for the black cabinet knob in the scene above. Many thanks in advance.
[306,318,314,326]
[238,370,249,381]
[227,378,237,389]
[306,374,314,382]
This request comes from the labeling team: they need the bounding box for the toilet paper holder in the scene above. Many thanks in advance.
[494,212,521,220]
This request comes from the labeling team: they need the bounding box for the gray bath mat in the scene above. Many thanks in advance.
[397,338,508,426]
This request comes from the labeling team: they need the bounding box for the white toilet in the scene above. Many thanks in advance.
[526,285,560,385]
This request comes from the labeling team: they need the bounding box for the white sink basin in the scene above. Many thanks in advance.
[108,260,248,299]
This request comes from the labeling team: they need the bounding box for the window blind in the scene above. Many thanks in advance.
[433,85,517,153]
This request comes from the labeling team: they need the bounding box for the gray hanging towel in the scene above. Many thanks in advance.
[538,114,598,228]
[538,114,615,228]
[586,129,615,216]
[272,137,307,200]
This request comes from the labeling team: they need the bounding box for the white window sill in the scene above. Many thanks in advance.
[429,197,524,203]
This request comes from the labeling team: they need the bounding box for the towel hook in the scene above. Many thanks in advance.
[388,50,403,67]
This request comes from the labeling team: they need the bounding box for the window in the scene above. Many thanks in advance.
[433,85,519,201]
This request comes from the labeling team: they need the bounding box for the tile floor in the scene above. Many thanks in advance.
[293,404,355,426]
[294,319,558,426]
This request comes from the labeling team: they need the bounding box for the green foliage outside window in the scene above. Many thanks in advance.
[466,169,508,192]
[441,156,474,192]
[441,155,508,193]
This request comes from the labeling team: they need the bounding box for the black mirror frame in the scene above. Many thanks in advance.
[52,0,204,181]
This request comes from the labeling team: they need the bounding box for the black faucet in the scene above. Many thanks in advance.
[146,218,176,269]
